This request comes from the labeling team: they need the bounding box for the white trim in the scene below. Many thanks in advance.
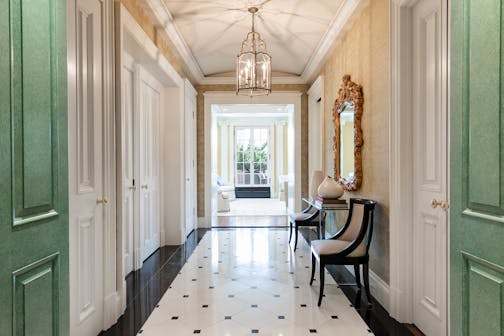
[101,0,121,329]
[389,0,415,323]
[300,0,370,83]
[203,92,303,225]
[344,266,390,311]
[198,76,307,86]
[307,76,325,175]
[389,1,450,330]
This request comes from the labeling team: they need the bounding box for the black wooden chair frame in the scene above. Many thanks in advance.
[289,205,320,251]
[309,198,376,306]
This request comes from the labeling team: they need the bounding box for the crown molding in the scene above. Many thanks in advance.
[146,0,370,86]
[145,0,205,83]
[300,0,370,84]
[198,76,307,86]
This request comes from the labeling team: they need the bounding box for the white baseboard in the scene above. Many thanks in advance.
[103,291,123,330]
[344,265,390,311]
[198,216,210,228]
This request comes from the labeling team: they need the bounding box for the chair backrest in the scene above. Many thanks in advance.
[338,198,377,256]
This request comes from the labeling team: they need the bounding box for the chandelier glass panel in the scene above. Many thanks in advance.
[236,7,272,96]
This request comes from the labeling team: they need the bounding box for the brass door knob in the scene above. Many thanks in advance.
[431,199,449,212]
[96,198,108,205]
[129,185,137,191]
[141,184,148,189]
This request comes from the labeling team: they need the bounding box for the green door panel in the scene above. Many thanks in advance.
[451,0,504,335]
[0,0,68,335]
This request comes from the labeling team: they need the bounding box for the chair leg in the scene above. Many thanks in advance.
[354,264,361,289]
[310,253,316,285]
[288,221,293,243]
[318,262,325,306]
[293,225,299,252]
[363,262,372,305]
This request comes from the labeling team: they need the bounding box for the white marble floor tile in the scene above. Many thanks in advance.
[137,229,371,336]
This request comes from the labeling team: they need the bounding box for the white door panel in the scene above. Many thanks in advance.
[185,89,196,237]
[412,0,448,335]
[139,69,161,262]
[69,0,104,334]
[121,53,135,276]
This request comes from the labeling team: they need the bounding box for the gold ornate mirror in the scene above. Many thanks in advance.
[333,75,363,191]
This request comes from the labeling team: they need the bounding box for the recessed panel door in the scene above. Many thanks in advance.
[185,93,196,237]
[412,0,448,335]
[68,0,105,334]
[451,1,504,335]
[121,53,136,276]
[139,69,161,262]
[0,0,69,334]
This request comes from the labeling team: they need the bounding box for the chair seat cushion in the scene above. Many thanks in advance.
[289,212,313,222]
[311,239,365,257]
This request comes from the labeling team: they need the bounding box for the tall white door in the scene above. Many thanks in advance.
[184,87,197,237]
[139,69,161,261]
[68,0,104,334]
[121,53,136,276]
[412,0,448,335]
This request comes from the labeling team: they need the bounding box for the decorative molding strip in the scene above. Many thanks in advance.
[145,0,205,83]
[198,75,307,86]
[301,0,370,84]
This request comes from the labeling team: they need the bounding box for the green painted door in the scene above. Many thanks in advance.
[0,0,68,335]
[451,1,504,335]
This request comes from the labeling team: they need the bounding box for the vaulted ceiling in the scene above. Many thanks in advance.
[151,0,365,84]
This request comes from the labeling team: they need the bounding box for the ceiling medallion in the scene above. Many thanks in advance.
[236,7,272,97]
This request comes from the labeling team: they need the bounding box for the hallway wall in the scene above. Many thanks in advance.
[317,0,390,283]
[195,84,309,218]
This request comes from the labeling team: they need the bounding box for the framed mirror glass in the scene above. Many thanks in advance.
[333,75,363,191]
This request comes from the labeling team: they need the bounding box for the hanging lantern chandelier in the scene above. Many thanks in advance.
[236,7,272,96]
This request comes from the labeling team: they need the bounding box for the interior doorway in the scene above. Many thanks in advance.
[209,103,297,225]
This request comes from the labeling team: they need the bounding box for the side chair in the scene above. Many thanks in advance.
[309,198,377,306]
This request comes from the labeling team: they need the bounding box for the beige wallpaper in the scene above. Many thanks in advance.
[116,0,197,83]
[318,0,390,283]
[196,84,309,218]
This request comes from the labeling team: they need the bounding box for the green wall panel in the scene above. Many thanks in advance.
[13,254,59,336]
[0,0,68,334]
[451,1,504,335]
[463,252,504,335]
[468,0,501,209]
[10,0,56,224]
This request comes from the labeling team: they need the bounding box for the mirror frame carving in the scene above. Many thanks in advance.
[333,75,363,191]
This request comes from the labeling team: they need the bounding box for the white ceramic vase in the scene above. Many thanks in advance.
[317,176,344,199]
[309,170,324,199]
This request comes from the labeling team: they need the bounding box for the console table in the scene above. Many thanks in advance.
[302,198,349,239]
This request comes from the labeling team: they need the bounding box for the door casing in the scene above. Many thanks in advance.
[389,0,450,330]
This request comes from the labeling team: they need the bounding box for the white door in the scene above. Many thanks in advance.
[184,90,196,236]
[121,52,136,276]
[68,0,104,334]
[139,69,161,261]
[412,0,448,335]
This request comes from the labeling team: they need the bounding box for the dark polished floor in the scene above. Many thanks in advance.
[100,229,208,336]
[101,227,415,336]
